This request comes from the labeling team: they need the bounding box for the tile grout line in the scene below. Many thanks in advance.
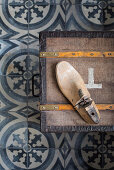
[26,1,30,169]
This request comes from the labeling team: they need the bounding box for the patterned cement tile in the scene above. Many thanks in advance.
[64,132,114,169]
[7,0,66,5]
[0,3,28,39]
[28,4,66,38]
[0,39,28,75]
[0,148,64,170]
[0,0,113,169]
[65,2,114,31]
[0,75,28,112]
[28,121,65,149]
[0,148,27,170]
[64,147,114,170]
[0,115,28,149]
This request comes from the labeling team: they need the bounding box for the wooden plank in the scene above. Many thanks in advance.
[40,104,114,111]
[41,110,114,132]
[40,51,114,58]
[46,38,114,52]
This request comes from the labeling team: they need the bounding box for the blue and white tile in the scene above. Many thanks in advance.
[0,0,8,5]
[29,4,65,38]
[66,0,81,5]
[0,148,27,170]
[0,40,29,75]
[65,1,114,31]
[0,148,64,170]
[27,148,64,170]
[28,121,65,149]
[65,4,105,31]
[34,0,66,5]
[27,40,41,117]
[0,115,28,149]
[65,149,80,170]
[0,2,28,39]
[82,0,114,29]
[64,132,114,170]
[0,75,28,112]
[64,132,79,149]
[65,148,114,170]
[102,0,114,30]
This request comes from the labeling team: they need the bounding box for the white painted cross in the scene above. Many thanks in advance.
[86,68,102,89]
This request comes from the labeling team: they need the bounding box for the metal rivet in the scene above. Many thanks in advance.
[54,106,59,109]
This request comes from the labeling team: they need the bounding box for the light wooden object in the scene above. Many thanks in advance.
[56,61,100,124]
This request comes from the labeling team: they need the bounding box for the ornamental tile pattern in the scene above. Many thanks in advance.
[0,0,114,169]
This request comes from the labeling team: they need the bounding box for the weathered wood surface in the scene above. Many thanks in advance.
[41,110,114,132]
[40,31,114,132]
[46,38,114,52]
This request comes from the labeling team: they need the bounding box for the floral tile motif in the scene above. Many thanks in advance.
[0,148,64,170]
[0,116,28,149]
[0,148,27,170]
[64,132,114,170]
[28,4,65,38]
[0,75,28,112]
[65,2,114,31]
[0,4,28,39]
[27,149,64,170]
[28,121,65,149]
[82,0,114,27]
[0,40,28,75]
[0,0,114,169]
